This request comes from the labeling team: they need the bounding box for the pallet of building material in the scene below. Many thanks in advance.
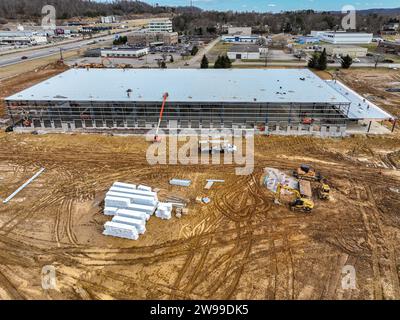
[106,191,158,207]
[155,202,173,220]
[105,196,156,217]
[166,202,186,208]
[115,208,149,223]
[166,196,189,203]
[112,216,146,235]
[264,168,298,193]
[103,221,139,240]
[113,182,137,190]
[169,179,192,187]
[109,187,159,200]
[104,207,119,216]
[137,185,152,192]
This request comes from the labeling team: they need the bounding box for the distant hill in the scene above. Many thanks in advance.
[0,0,199,20]
[329,7,400,15]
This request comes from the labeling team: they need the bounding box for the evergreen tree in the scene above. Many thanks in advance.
[308,52,319,69]
[317,48,327,70]
[191,45,199,56]
[200,55,209,69]
[341,55,353,69]
[220,54,232,68]
[214,55,222,68]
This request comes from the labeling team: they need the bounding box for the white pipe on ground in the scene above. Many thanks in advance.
[2,168,45,204]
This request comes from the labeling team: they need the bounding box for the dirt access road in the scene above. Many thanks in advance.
[0,133,399,300]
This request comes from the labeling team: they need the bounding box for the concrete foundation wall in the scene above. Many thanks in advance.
[14,121,349,137]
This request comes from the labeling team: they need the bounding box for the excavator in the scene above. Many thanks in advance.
[274,183,314,213]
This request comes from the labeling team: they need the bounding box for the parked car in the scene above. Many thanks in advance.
[21,56,28,60]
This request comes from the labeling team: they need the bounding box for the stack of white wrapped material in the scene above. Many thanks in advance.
[112,216,146,235]
[103,221,139,240]
[155,202,173,220]
[103,182,174,240]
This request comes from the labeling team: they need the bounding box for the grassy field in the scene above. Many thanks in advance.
[206,42,233,63]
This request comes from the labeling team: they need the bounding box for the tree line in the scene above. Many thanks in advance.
[0,0,174,21]
[173,10,400,36]
[0,0,399,36]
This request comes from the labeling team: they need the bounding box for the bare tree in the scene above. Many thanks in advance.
[373,53,384,68]
[263,50,272,67]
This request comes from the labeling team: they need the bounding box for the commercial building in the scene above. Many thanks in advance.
[100,16,117,24]
[322,45,368,58]
[222,35,260,43]
[5,69,394,136]
[101,47,149,58]
[0,31,48,45]
[381,22,399,35]
[227,27,252,36]
[227,44,268,60]
[148,19,173,33]
[297,36,320,45]
[314,31,373,44]
[128,32,178,46]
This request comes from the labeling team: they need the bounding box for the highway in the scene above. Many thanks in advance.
[0,30,136,68]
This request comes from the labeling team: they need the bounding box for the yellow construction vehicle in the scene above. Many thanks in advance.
[293,164,322,181]
[319,182,331,200]
[274,183,314,213]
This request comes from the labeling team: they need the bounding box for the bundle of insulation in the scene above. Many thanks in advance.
[155,202,173,220]
[103,221,139,240]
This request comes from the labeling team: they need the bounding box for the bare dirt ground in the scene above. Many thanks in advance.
[0,62,68,117]
[0,133,399,300]
[0,66,399,300]
[334,68,400,119]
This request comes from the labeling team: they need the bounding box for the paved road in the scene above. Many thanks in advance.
[173,37,221,68]
[0,30,137,68]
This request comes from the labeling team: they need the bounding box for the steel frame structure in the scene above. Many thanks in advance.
[6,100,351,129]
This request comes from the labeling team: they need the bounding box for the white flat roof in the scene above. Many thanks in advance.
[326,80,394,120]
[6,68,350,104]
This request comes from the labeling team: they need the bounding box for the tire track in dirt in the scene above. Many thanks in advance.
[0,267,24,300]
[352,180,383,300]
[363,184,400,299]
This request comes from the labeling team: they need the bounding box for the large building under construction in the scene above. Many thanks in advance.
[5,69,394,136]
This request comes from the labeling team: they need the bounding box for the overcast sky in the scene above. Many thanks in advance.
[121,0,399,12]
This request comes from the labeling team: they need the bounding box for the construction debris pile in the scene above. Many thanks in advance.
[103,182,173,240]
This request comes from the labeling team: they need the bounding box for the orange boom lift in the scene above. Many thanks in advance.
[154,92,169,143]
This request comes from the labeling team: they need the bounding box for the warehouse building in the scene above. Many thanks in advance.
[5,69,395,136]
[0,31,48,45]
[311,31,373,44]
[222,35,260,43]
[227,44,268,60]
[101,47,149,58]
[322,45,368,58]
